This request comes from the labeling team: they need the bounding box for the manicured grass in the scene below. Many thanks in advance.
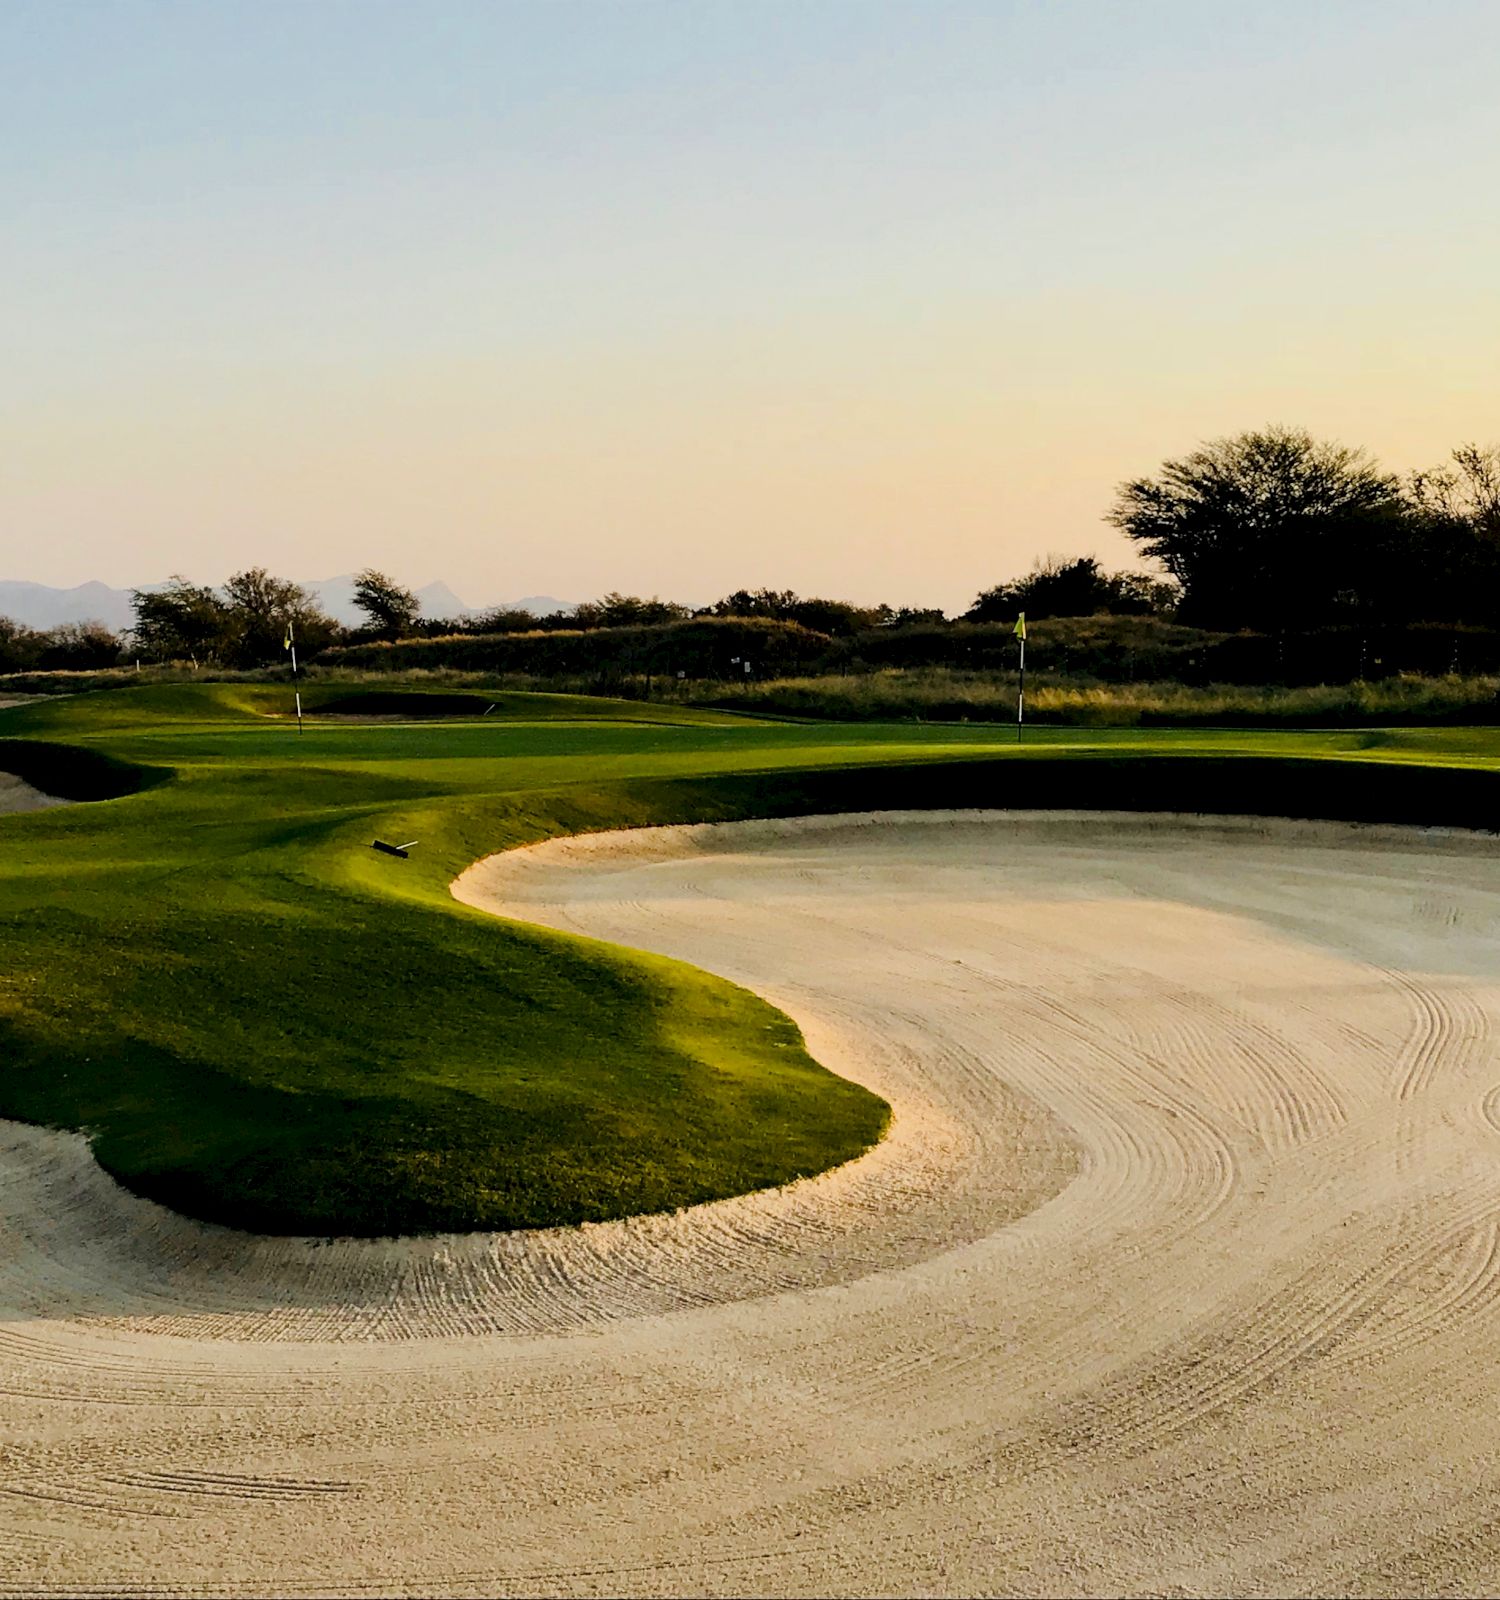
[4,683,1500,1237]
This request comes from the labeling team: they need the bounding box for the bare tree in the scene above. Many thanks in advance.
[1407,444,1500,537]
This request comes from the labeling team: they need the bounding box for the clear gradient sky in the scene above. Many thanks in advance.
[4,0,1498,611]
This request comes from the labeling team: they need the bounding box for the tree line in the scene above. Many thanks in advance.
[1110,429,1500,630]
[3,427,1496,677]
[78,571,1089,670]
[0,618,122,675]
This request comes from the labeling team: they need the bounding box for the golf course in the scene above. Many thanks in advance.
[11,685,1500,1592]
[5,682,1500,1238]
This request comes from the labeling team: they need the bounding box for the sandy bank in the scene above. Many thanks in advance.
[0,770,69,813]
[9,809,1500,1595]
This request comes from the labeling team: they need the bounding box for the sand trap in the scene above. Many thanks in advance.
[8,809,1500,1594]
[0,771,69,814]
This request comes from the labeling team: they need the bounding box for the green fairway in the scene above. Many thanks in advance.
[5,682,1500,1238]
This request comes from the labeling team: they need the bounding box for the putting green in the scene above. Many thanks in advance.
[3,682,1500,1237]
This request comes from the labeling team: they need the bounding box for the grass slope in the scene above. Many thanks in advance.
[4,683,1500,1237]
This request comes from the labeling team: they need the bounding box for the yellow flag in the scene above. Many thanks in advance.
[284,623,293,650]
[1013,612,1026,641]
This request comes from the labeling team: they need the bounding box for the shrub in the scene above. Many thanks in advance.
[319,616,833,679]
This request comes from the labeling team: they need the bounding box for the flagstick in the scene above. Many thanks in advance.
[285,618,300,730]
[1016,634,1025,743]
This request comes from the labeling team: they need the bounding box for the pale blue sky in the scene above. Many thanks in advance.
[5,1,1497,609]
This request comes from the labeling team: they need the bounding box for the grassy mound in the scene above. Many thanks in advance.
[4,681,1500,1237]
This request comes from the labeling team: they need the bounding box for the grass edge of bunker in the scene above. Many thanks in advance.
[3,681,1500,1239]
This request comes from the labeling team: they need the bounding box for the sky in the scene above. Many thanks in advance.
[4,0,1498,613]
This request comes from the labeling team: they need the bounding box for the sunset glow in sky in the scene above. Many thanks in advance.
[5,0,1498,610]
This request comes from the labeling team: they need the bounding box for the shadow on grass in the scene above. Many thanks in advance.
[0,738,171,802]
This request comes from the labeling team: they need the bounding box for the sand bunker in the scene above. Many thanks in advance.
[8,809,1500,1595]
[0,771,69,814]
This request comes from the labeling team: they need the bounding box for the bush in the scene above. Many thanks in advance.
[34,621,122,671]
[319,615,833,680]
[0,617,122,674]
[833,616,1500,686]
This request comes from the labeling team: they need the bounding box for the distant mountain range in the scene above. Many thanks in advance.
[0,581,139,632]
[302,576,474,628]
[0,578,575,633]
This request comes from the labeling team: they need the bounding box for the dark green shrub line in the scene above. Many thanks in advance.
[322,615,833,679]
[313,615,1500,689]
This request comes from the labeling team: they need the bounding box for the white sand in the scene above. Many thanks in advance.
[7,809,1500,1595]
[0,772,69,814]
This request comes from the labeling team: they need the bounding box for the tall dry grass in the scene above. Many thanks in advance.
[5,660,1499,727]
[673,668,1500,726]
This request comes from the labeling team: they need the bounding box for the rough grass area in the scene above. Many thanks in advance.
[10,661,1500,730]
[6,682,1500,1237]
[678,669,1500,726]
